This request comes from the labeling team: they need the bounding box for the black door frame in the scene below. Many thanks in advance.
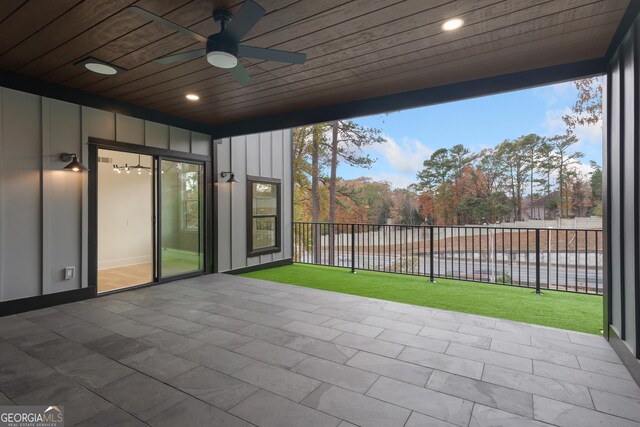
[88,137,214,293]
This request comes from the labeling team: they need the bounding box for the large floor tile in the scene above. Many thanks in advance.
[231,389,340,427]
[189,326,253,349]
[54,353,133,389]
[589,388,640,422]
[181,343,254,374]
[376,329,449,353]
[120,347,198,382]
[302,383,410,427]
[233,361,320,402]
[233,339,308,368]
[481,365,593,408]
[398,346,484,380]
[346,351,432,386]
[533,360,640,399]
[169,366,257,410]
[282,320,345,341]
[149,396,251,427]
[533,395,638,427]
[94,372,188,421]
[84,333,152,360]
[427,370,534,418]
[332,332,404,358]
[446,342,533,373]
[292,356,379,393]
[366,376,473,427]
[470,404,548,427]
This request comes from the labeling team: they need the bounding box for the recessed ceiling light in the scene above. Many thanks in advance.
[74,57,125,75]
[442,18,464,31]
[186,94,200,101]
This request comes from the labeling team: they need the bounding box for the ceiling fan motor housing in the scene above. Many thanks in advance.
[206,34,238,68]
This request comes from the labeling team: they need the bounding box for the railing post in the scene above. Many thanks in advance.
[535,228,541,294]
[351,224,356,273]
[429,226,435,283]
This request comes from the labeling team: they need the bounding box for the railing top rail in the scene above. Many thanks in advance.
[293,221,602,232]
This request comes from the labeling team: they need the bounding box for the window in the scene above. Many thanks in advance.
[181,170,201,231]
[247,176,281,256]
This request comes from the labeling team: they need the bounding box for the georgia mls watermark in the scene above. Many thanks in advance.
[0,406,64,427]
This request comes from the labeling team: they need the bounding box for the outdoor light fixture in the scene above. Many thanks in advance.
[442,18,464,31]
[60,153,88,172]
[75,57,126,75]
[221,171,238,183]
[185,93,200,101]
[112,155,152,175]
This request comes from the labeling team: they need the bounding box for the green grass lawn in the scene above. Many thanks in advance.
[241,264,603,334]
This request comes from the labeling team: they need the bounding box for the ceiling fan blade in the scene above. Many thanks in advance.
[228,62,250,84]
[156,49,206,64]
[225,0,265,42]
[129,6,207,43]
[238,45,306,64]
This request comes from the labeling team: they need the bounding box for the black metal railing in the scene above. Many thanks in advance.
[293,222,603,295]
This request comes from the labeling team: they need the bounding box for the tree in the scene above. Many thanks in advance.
[536,142,555,219]
[563,77,602,133]
[522,134,546,219]
[495,137,533,221]
[589,161,603,216]
[548,133,583,218]
[569,171,593,217]
[326,120,383,224]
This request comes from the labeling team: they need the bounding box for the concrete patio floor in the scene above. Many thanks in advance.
[0,273,639,427]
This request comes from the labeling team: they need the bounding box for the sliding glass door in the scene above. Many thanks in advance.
[93,146,207,293]
[159,159,204,278]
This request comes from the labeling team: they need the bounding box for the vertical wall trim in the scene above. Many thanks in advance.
[634,21,640,356]
[212,139,218,273]
[229,139,233,269]
[290,129,294,258]
[604,64,612,339]
[0,89,3,300]
[81,107,89,287]
[619,51,627,340]
[41,98,51,295]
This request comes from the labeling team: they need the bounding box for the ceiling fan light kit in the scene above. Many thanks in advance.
[206,36,238,69]
[129,0,306,84]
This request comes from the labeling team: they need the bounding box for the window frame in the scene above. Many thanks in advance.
[246,176,282,257]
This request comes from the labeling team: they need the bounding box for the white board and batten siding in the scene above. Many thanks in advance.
[0,87,211,302]
[215,130,293,272]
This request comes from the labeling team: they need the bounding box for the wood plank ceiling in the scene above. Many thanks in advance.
[0,0,630,127]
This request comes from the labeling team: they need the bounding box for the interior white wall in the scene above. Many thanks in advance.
[97,150,153,270]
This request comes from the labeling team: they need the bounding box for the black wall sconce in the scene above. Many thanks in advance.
[60,153,88,172]
[220,171,238,183]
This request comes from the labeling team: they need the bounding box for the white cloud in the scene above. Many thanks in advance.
[533,81,574,106]
[360,171,416,189]
[542,108,603,147]
[370,134,432,173]
[570,162,595,179]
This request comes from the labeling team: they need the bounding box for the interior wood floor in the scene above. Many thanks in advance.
[98,263,153,293]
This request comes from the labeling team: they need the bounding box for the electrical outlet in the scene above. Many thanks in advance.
[64,267,75,280]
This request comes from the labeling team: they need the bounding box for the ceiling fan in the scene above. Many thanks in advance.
[129,0,306,84]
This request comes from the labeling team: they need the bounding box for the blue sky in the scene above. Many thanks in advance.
[340,80,603,189]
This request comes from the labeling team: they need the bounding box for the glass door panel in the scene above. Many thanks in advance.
[160,159,204,278]
[97,149,154,292]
